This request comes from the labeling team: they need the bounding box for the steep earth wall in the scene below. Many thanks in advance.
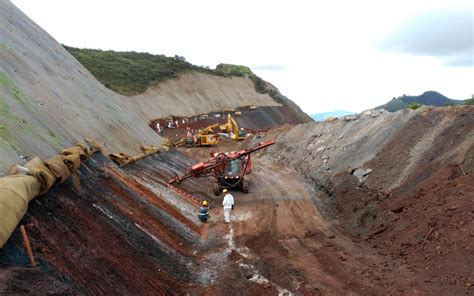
[131,72,280,119]
[259,106,473,294]
[0,2,163,174]
[0,151,211,294]
[264,106,473,195]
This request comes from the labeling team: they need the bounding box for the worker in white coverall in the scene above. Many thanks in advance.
[222,189,234,223]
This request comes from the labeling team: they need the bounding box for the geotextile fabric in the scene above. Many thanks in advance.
[61,145,89,173]
[109,144,161,166]
[0,175,41,248]
[109,152,134,166]
[44,155,71,184]
[62,153,81,173]
[61,145,88,162]
[140,145,160,155]
[0,144,93,248]
[85,138,104,153]
[132,153,147,162]
[24,157,56,194]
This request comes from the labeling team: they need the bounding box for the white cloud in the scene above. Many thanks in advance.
[11,0,474,113]
[379,9,473,67]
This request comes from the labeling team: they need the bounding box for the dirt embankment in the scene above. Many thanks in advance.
[261,106,474,294]
[131,72,279,118]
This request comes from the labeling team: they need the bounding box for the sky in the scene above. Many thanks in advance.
[11,0,474,114]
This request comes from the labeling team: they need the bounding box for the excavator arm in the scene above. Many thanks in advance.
[230,116,239,140]
[219,114,240,140]
[198,123,219,135]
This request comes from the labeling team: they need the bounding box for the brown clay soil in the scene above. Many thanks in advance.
[176,106,474,295]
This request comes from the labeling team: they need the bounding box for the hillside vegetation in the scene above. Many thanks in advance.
[64,46,215,95]
[376,91,464,112]
[65,46,268,96]
[65,46,313,122]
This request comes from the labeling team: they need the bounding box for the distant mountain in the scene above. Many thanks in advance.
[311,111,356,121]
[376,91,464,112]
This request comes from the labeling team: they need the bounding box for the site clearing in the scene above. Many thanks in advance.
[0,2,473,295]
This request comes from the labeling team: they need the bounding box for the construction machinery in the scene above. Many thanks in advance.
[196,123,219,146]
[198,123,219,136]
[220,114,246,140]
[175,123,219,147]
[168,140,275,195]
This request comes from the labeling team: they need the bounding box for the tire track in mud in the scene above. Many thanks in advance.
[176,138,401,293]
[221,165,321,293]
[226,161,388,294]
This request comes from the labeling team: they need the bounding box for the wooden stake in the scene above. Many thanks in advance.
[459,165,466,176]
[423,228,434,244]
[20,225,36,267]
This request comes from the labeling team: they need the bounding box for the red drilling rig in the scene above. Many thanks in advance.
[168,140,275,195]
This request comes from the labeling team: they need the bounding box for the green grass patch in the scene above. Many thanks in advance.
[214,64,252,76]
[0,72,29,105]
[0,99,10,117]
[44,130,62,149]
[0,99,33,134]
[407,102,423,110]
[464,98,474,105]
[0,124,11,139]
[0,124,12,147]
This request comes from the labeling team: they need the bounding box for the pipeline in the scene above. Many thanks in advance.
[109,144,163,167]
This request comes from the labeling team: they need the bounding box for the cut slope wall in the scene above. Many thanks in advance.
[0,151,207,294]
[0,2,163,174]
[262,106,474,223]
[131,72,279,118]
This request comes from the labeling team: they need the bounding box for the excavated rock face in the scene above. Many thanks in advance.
[262,106,474,294]
[265,106,473,225]
[0,151,209,294]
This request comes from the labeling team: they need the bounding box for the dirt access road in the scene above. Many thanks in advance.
[178,142,412,295]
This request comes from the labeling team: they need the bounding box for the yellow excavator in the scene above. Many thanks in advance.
[175,123,218,147]
[219,114,247,140]
[197,123,219,146]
